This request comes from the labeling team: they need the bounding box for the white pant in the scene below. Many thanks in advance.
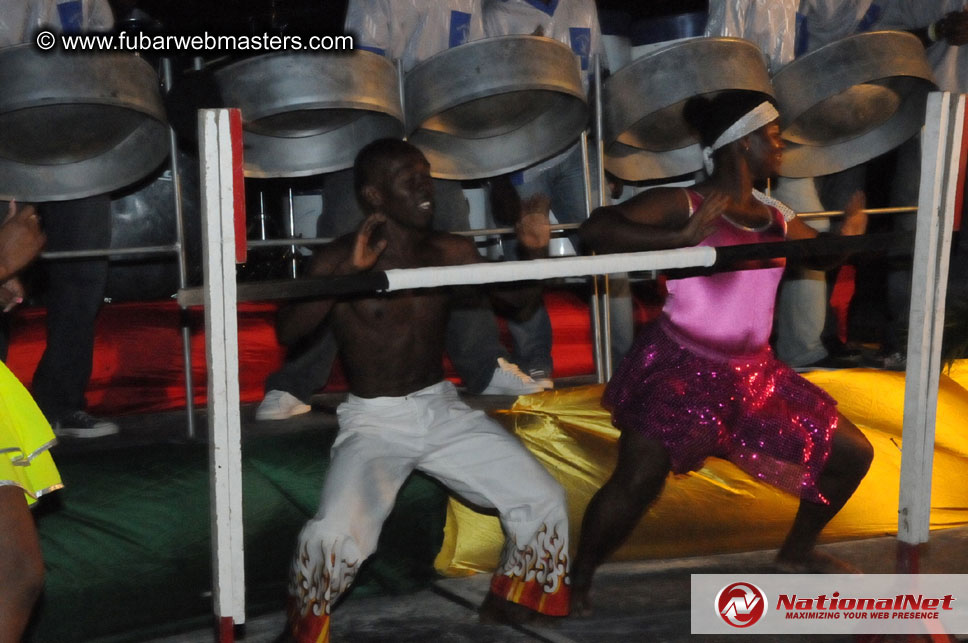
[288,381,570,637]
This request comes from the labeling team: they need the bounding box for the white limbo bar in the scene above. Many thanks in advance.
[899,91,966,545]
[384,246,716,291]
[199,108,246,634]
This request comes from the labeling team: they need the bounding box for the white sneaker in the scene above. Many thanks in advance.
[255,390,312,421]
[53,411,119,438]
[480,358,544,396]
[528,369,554,390]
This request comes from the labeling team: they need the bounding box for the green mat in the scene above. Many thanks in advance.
[28,430,449,642]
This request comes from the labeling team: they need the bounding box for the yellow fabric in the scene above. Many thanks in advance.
[434,362,968,576]
[0,362,62,505]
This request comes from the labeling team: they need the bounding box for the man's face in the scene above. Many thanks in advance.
[375,150,435,230]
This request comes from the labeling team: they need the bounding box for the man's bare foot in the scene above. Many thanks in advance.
[478,592,562,627]
[775,550,862,574]
[570,588,593,617]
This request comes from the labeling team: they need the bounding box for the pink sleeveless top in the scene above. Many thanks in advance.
[663,190,788,356]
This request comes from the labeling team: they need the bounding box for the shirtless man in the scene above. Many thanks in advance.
[284,139,571,643]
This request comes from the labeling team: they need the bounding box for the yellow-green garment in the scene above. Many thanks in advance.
[436,361,968,576]
[0,362,62,505]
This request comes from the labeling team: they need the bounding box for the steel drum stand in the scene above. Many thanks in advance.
[161,57,198,440]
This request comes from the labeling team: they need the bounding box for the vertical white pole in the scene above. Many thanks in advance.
[199,108,246,628]
[898,92,966,544]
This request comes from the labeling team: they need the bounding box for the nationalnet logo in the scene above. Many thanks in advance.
[694,575,968,635]
[775,591,954,621]
[716,582,768,627]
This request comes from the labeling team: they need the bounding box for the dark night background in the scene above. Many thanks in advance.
[112,1,709,36]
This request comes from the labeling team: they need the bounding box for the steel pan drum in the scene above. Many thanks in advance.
[215,50,404,178]
[602,38,774,181]
[404,36,588,180]
[773,31,937,178]
[106,150,201,301]
[0,45,169,202]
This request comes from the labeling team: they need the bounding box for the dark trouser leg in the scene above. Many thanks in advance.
[777,414,873,563]
[886,135,922,353]
[446,303,508,393]
[264,328,340,401]
[256,169,363,402]
[434,179,511,392]
[571,430,671,607]
[32,196,110,422]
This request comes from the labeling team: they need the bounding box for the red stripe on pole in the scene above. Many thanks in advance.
[954,106,967,232]
[229,109,247,263]
[219,616,235,643]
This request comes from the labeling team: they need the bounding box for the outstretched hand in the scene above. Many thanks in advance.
[840,191,867,237]
[683,191,728,245]
[515,194,551,251]
[347,213,389,272]
[0,201,45,280]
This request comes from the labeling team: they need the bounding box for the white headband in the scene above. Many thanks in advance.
[702,101,780,174]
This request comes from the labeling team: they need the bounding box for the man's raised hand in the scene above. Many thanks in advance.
[347,213,389,272]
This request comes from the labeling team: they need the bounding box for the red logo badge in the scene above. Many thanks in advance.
[716,582,768,628]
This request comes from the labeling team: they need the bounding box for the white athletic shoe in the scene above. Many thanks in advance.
[53,411,120,438]
[528,369,554,390]
[479,358,544,396]
[255,390,312,421]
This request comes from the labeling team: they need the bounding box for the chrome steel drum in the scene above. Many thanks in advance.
[602,38,774,181]
[773,31,937,178]
[0,45,169,202]
[216,50,405,178]
[404,36,588,180]
[106,150,202,301]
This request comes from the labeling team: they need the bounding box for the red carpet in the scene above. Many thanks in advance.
[5,290,625,416]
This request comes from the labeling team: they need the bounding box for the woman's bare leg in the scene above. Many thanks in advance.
[0,486,45,643]
[777,414,873,569]
[570,431,671,613]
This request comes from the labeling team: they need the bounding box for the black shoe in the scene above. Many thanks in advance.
[798,353,864,370]
[53,411,120,438]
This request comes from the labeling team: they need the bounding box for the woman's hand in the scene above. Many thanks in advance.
[682,191,728,245]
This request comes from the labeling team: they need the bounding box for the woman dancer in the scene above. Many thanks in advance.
[571,91,874,612]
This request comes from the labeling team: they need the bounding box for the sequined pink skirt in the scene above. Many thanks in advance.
[603,318,838,503]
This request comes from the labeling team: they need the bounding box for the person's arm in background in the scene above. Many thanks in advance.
[0,203,46,312]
